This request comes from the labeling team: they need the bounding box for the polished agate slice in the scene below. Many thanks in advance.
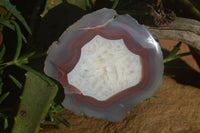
[44,8,163,122]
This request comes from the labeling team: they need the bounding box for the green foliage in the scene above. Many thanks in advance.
[0,1,49,132]
[0,0,32,34]
[43,103,72,129]
[85,0,92,9]
[177,0,200,20]
[163,41,193,78]
[12,72,58,133]
[0,92,9,104]
[81,113,88,118]
[8,74,23,89]
[0,18,27,43]
[112,0,119,9]
[0,113,8,130]
[10,20,23,61]
[0,43,8,131]
[67,0,86,10]
[163,42,191,63]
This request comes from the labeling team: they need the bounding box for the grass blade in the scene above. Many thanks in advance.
[163,42,182,63]
[53,114,72,129]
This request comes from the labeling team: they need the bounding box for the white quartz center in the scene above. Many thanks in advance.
[67,35,142,101]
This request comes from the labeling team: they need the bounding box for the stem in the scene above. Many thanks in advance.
[0,52,46,68]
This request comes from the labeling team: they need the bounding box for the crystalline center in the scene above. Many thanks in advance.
[67,35,142,101]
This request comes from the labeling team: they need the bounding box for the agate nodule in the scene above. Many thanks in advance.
[44,8,163,122]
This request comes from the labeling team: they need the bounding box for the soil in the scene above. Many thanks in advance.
[40,40,200,133]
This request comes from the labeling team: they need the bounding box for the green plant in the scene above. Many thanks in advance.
[0,0,58,132]
[0,1,72,132]
[42,103,71,129]
[163,42,191,63]
[0,0,32,131]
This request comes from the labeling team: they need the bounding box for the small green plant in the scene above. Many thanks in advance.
[0,0,61,132]
[0,1,72,132]
[0,0,32,131]
[163,42,191,63]
[42,103,72,129]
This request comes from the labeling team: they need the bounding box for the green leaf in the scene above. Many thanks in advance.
[51,104,65,113]
[67,0,86,10]
[12,72,58,133]
[4,117,8,130]
[81,113,88,118]
[48,111,55,122]
[163,42,185,63]
[112,0,119,9]
[0,0,32,34]
[17,51,35,64]
[40,0,63,17]
[0,113,8,130]
[11,20,22,61]
[8,74,23,89]
[0,18,27,43]
[85,0,92,9]
[0,92,9,104]
[53,113,72,129]
[0,18,14,30]
[19,51,35,59]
